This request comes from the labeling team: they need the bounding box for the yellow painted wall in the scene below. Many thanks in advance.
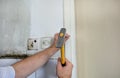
[75,0,120,78]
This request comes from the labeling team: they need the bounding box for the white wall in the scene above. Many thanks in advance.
[28,0,64,57]
[30,0,63,37]
[0,0,30,55]
[29,0,64,77]
[75,0,120,78]
[0,0,77,78]
[0,0,65,78]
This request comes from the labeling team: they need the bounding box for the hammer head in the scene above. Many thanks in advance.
[56,28,66,48]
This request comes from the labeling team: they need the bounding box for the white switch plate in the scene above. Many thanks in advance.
[41,37,52,49]
[27,38,39,50]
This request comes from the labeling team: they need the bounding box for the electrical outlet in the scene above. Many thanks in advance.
[41,37,52,49]
[27,38,39,50]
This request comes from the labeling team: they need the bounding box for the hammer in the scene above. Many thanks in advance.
[56,28,66,66]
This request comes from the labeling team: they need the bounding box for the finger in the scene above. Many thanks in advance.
[54,33,59,39]
[65,33,70,38]
[53,33,59,44]
[55,33,59,36]
[65,58,71,65]
[65,58,70,62]
[58,57,61,62]
[65,58,73,68]
[65,33,70,41]
[65,33,70,37]
[57,58,62,69]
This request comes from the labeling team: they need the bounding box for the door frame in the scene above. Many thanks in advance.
[64,0,77,78]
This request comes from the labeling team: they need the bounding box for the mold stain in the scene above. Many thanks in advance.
[0,54,29,59]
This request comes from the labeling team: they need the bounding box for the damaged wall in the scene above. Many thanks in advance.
[0,0,30,56]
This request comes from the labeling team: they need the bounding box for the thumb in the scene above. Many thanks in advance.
[57,58,62,68]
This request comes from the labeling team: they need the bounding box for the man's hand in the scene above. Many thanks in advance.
[56,58,73,78]
[51,33,70,48]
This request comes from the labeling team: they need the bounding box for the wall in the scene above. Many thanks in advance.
[29,0,64,77]
[0,0,77,78]
[0,0,30,55]
[0,0,64,78]
[0,0,63,56]
[28,0,63,57]
[75,0,120,78]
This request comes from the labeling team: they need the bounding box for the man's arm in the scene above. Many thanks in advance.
[12,46,58,78]
[12,33,70,78]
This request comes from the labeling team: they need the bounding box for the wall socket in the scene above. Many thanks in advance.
[27,38,39,50]
[41,37,52,49]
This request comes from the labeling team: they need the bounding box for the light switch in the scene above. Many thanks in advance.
[41,37,52,49]
[27,38,39,50]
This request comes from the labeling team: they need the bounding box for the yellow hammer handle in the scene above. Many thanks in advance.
[61,44,66,65]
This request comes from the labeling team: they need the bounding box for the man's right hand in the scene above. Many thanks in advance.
[56,58,73,78]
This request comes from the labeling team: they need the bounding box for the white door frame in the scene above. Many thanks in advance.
[64,0,77,78]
